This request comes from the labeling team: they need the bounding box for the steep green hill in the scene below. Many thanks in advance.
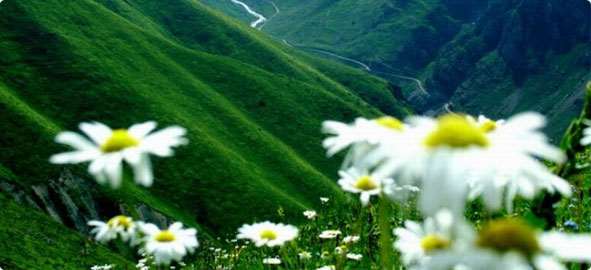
[0,0,408,264]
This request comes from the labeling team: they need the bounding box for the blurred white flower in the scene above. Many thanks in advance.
[51,121,187,188]
[366,113,569,216]
[394,209,468,267]
[303,210,317,220]
[424,218,591,270]
[580,119,591,146]
[316,265,336,270]
[320,197,330,203]
[322,116,404,158]
[90,265,113,270]
[262,257,282,265]
[319,230,342,239]
[140,222,198,265]
[298,251,312,260]
[88,215,136,243]
[346,253,363,261]
[342,235,360,244]
[237,221,298,247]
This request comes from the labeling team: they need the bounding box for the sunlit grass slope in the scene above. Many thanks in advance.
[0,0,407,239]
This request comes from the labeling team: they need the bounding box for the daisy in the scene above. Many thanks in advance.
[346,253,363,261]
[369,113,570,215]
[50,121,187,188]
[580,119,591,146]
[338,168,389,206]
[393,209,467,267]
[140,222,198,265]
[237,221,298,247]
[88,215,137,243]
[424,218,591,270]
[316,266,336,270]
[303,210,317,220]
[298,251,312,260]
[319,230,342,239]
[322,116,404,157]
[262,257,282,265]
[342,235,360,244]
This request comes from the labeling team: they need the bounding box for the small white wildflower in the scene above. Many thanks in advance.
[317,266,336,270]
[140,222,199,265]
[342,235,360,244]
[237,221,298,247]
[303,210,317,220]
[320,197,330,203]
[319,230,342,239]
[262,257,282,265]
[346,253,363,261]
[298,251,312,260]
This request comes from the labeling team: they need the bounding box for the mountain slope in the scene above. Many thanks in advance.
[0,0,408,247]
[206,0,590,140]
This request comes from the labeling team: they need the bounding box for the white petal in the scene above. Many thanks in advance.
[55,131,96,149]
[541,232,591,263]
[80,122,112,145]
[132,154,153,187]
[128,121,157,139]
[50,150,100,164]
[105,154,123,188]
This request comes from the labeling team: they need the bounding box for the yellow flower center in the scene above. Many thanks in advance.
[100,129,139,153]
[375,116,404,131]
[155,230,176,242]
[424,114,489,148]
[476,218,541,258]
[354,176,378,191]
[420,234,451,253]
[260,229,278,240]
[107,215,133,229]
[480,120,497,133]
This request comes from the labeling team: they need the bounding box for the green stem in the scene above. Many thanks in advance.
[378,198,394,270]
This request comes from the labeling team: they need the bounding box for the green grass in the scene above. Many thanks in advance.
[0,194,134,269]
[0,0,409,265]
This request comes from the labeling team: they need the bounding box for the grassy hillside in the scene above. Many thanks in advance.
[0,0,408,257]
[0,193,133,269]
[205,0,590,140]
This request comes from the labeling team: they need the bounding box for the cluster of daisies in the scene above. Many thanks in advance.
[50,122,199,266]
[49,111,591,269]
[323,112,591,269]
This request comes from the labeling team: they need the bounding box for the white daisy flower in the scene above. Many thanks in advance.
[316,265,336,270]
[580,119,591,146]
[50,121,187,188]
[346,253,363,261]
[88,215,136,243]
[338,167,389,206]
[262,257,282,265]
[393,209,468,267]
[424,218,591,270]
[298,251,312,260]
[303,210,317,220]
[141,222,198,265]
[342,235,360,244]
[237,221,298,247]
[369,113,569,216]
[319,230,342,239]
[320,197,330,204]
[322,116,404,157]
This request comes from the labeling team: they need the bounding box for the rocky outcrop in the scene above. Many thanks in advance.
[0,169,171,234]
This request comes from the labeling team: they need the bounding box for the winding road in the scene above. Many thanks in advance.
[230,0,279,30]
[230,0,429,96]
[230,0,267,29]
